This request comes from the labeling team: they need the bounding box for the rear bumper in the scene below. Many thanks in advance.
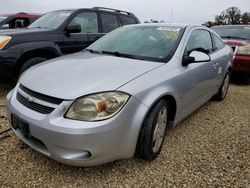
[232,55,250,73]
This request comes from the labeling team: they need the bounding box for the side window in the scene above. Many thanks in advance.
[14,18,30,28]
[213,34,225,51]
[100,13,119,33]
[1,24,10,29]
[69,12,98,33]
[120,15,137,26]
[185,30,213,55]
[10,18,30,28]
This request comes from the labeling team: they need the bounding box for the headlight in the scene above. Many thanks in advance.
[237,44,250,55]
[0,36,12,50]
[65,92,130,121]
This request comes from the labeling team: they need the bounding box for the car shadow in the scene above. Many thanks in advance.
[231,73,250,85]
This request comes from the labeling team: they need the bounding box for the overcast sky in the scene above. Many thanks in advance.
[1,0,250,24]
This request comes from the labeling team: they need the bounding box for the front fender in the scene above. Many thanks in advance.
[7,41,62,60]
[119,84,180,121]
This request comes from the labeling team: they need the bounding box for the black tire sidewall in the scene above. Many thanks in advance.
[136,99,169,161]
[19,57,47,76]
[217,71,230,101]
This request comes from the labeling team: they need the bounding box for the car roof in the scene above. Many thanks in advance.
[124,23,204,29]
[212,25,250,28]
[0,13,42,18]
[49,7,136,17]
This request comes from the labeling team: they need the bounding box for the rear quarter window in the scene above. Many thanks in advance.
[100,13,119,33]
[120,15,137,25]
[213,34,225,51]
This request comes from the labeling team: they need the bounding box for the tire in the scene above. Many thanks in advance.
[136,99,169,161]
[19,57,47,76]
[214,71,230,101]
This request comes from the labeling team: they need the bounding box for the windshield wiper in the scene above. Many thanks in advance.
[85,49,101,54]
[101,51,138,59]
[86,50,147,61]
[28,26,49,29]
[220,36,248,40]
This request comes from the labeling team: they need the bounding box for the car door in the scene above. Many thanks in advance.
[177,29,218,116]
[211,33,229,88]
[61,11,99,54]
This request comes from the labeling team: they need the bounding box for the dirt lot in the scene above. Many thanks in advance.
[0,83,249,187]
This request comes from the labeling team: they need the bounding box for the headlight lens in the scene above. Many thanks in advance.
[237,44,250,55]
[0,36,12,50]
[65,92,130,121]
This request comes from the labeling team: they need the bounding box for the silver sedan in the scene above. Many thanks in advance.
[6,24,233,166]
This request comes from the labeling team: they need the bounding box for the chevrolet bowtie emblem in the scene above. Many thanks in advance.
[27,96,35,103]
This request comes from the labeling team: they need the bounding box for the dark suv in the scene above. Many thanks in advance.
[0,13,41,29]
[0,7,140,81]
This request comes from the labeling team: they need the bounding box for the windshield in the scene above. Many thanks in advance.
[0,16,7,23]
[87,26,183,62]
[212,26,250,40]
[28,11,73,29]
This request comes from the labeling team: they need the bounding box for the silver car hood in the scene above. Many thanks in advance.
[19,52,162,99]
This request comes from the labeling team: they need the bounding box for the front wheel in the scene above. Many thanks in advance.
[214,71,230,101]
[19,57,47,76]
[136,99,169,161]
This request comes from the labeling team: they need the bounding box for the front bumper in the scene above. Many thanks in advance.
[6,87,148,166]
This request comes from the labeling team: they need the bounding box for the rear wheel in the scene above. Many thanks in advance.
[19,57,47,76]
[136,99,169,161]
[214,71,230,101]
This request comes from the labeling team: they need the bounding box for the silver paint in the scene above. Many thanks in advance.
[6,24,233,166]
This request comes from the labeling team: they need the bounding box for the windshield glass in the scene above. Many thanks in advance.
[212,26,250,40]
[87,26,183,62]
[28,11,73,29]
[0,16,7,23]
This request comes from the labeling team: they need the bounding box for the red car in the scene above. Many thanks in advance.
[0,12,41,29]
[212,25,250,75]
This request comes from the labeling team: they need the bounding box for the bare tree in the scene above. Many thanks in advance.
[241,12,250,24]
[224,7,241,24]
[203,7,249,26]
[215,13,227,25]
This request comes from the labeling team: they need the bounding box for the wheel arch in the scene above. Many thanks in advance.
[144,94,177,123]
[14,48,60,76]
[134,92,178,149]
[134,94,177,158]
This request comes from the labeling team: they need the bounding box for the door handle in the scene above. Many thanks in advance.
[213,62,219,68]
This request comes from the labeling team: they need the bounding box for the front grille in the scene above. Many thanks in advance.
[19,84,63,105]
[16,92,55,114]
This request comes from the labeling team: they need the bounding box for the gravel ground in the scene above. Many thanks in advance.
[0,84,12,132]
[0,84,249,187]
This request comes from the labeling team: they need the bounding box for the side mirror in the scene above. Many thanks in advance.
[182,51,210,66]
[66,24,81,34]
